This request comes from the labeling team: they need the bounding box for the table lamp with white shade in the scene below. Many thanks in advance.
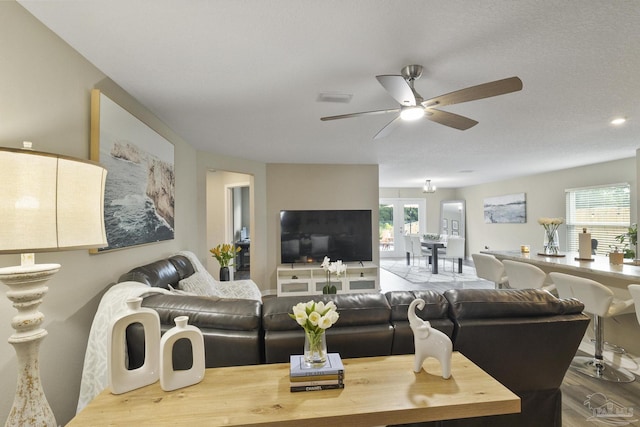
[0,143,107,427]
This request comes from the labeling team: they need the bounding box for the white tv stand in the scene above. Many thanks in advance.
[276,262,379,296]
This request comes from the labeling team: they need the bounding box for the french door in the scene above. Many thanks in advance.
[379,198,426,258]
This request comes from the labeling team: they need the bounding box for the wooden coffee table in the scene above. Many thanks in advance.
[69,352,520,426]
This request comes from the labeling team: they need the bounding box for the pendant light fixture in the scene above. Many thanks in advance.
[423,179,436,194]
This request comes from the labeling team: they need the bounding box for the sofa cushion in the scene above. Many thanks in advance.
[444,288,584,320]
[263,293,392,330]
[130,294,263,368]
[142,294,260,331]
[262,293,394,363]
[385,290,449,322]
[117,255,195,289]
[385,290,454,355]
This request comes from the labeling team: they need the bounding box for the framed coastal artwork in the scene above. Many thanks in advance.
[90,89,175,252]
[483,193,526,224]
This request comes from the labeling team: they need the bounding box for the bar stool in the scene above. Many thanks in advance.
[471,253,508,289]
[550,272,635,382]
[629,284,640,325]
[503,260,555,292]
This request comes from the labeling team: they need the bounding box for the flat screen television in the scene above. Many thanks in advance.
[280,209,372,264]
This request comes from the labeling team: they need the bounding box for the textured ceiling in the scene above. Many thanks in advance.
[17,0,640,188]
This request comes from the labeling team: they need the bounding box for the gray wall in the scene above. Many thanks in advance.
[0,2,199,424]
[266,164,380,292]
[458,157,636,256]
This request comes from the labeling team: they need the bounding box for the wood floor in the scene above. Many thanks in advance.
[379,263,640,426]
[561,353,640,426]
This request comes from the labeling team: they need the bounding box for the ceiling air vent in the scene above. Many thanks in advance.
[316,92,353,103]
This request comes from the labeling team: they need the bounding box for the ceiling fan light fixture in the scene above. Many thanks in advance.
[400,106,424,121]
[423,179,436,193]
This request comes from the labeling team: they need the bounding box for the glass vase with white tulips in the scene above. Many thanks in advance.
[289,300,340,367]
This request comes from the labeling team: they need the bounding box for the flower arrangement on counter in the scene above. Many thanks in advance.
[209,243,241,267]
[320,256,347,294]
[538,217,564,255]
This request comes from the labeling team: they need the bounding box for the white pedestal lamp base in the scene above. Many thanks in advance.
[0,263,59,427]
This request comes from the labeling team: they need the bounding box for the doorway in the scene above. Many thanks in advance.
[206,170,253,280]
[228,185,250,279]
[379,198,426,258]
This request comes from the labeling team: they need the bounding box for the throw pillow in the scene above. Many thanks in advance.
[178,271,224,298]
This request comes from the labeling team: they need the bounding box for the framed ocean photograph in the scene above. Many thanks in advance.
[483,193,526,224]
[90,89,175,252]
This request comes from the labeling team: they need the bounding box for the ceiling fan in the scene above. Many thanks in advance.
[320,65,523,139]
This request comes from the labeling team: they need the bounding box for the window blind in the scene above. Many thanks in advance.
[565,183,630,255]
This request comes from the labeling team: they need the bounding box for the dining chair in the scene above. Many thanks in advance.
[503,260,555,292]
[405,234,423,266]
[550,272,635,382]
[410,235,432,270]
[471,253,508,289]
[441,237,464,272]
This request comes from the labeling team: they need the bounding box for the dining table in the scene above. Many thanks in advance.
[405,239,462,274]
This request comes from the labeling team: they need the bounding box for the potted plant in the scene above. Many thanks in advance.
[210,243,240,281]
[320,256,346,294]
[608,245,625,265]
[614,223,637,261]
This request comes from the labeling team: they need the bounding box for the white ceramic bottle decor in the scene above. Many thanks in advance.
[108,297,161,394]
[160,315,205,391]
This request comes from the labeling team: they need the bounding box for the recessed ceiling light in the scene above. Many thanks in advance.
[611,117,626,125]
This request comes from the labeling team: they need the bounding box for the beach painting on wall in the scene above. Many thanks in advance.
[90,90,175,252]
[483,193,526,224]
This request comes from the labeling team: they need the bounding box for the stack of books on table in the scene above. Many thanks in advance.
[289,352,344,392]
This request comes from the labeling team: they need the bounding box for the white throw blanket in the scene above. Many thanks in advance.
[76,282,169,413]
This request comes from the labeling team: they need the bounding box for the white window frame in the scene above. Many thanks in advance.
[565,183,631,255]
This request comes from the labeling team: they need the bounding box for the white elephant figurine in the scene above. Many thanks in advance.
[408,298,452,378]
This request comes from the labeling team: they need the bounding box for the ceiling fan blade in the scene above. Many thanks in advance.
[376,75,416,106]
[321,108,400,121]
[422,76,523,108]
[426,108,478,130]
[373,116,402,139]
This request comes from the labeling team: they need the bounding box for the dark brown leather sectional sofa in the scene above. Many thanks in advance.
[120,254,589,427]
